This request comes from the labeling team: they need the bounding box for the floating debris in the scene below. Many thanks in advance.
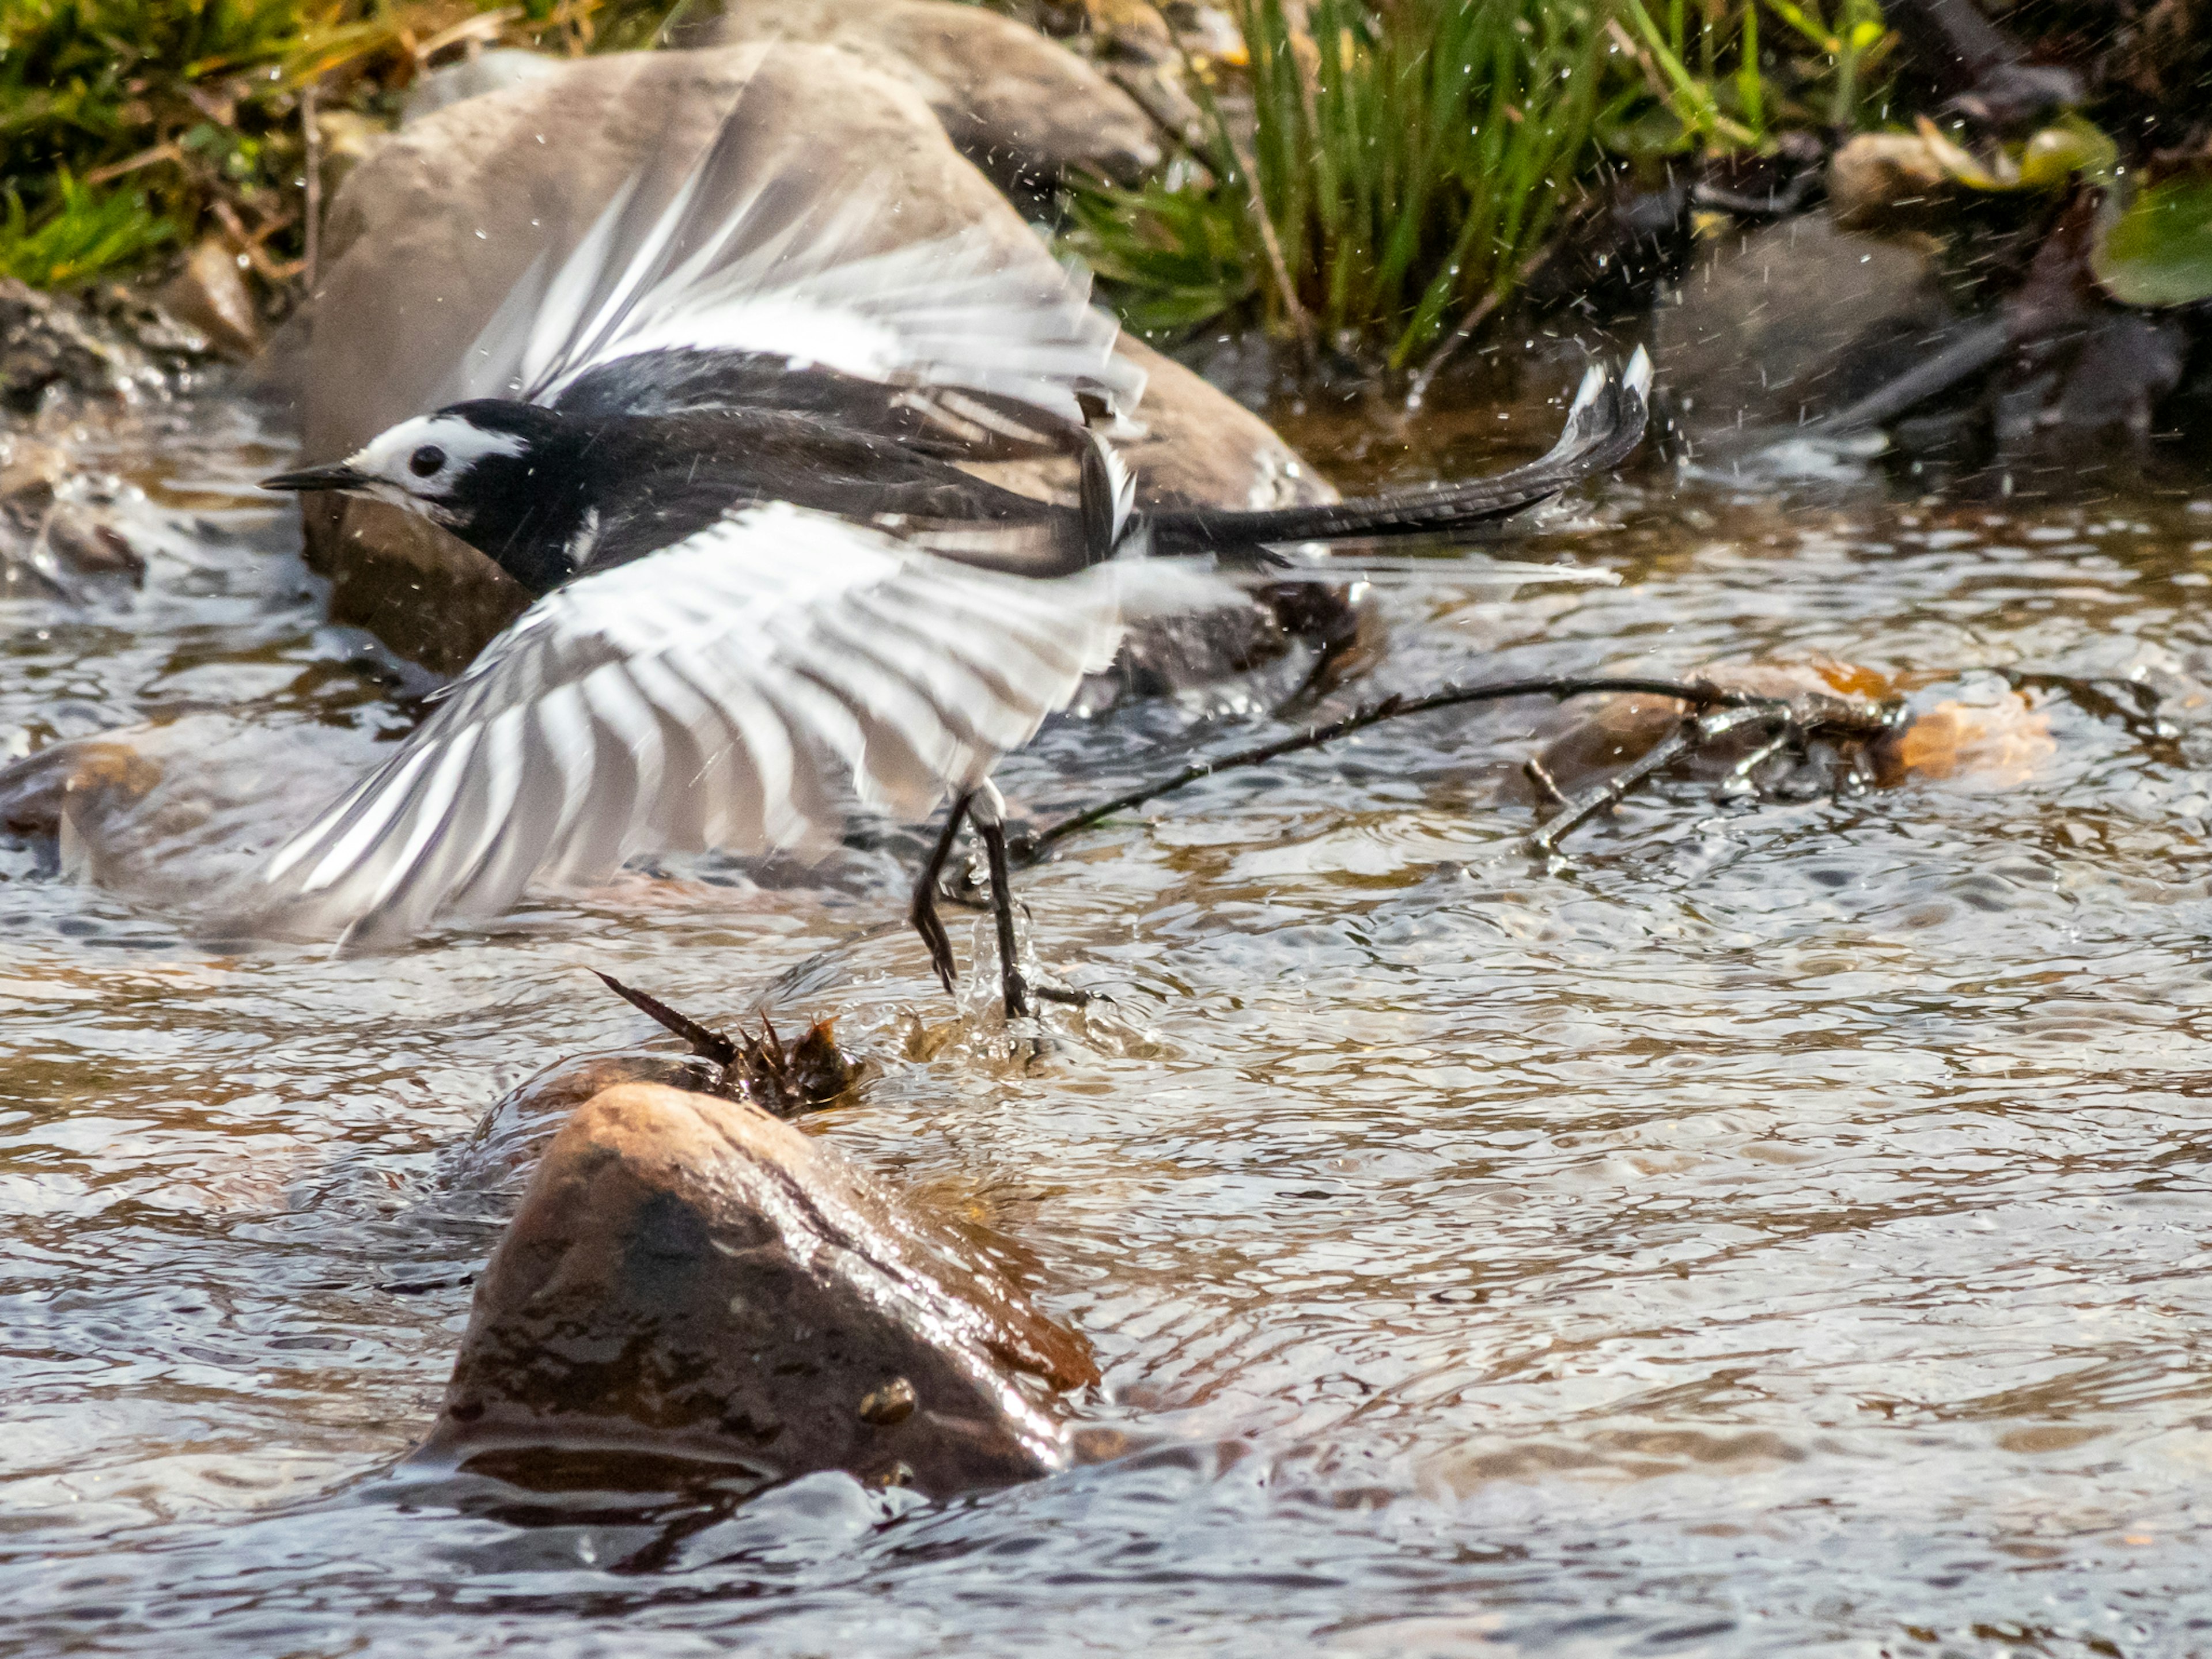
[592,970,855,1119]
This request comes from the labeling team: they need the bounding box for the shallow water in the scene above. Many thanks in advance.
[5,368,2212,1658]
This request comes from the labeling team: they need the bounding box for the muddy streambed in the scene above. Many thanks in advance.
[4,368,2211,1657]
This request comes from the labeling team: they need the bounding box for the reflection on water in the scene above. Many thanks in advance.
[5,374,2211,1657]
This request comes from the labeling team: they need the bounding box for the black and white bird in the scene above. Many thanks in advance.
[256,99,1649,1015]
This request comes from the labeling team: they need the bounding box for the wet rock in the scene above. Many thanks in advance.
[1,281,125,415]
[1,435,150,597]
[37,505,145,584]
[1877,0,2082,133]
[297,42,1334,676]
[298,500,530,677]
[2,281,179,416]
[1672,180,2202,472]
[1651,213,1953,444]
[151,237,263,359]
[682,0,1162,195]
[1018,0,1217,157]
[1828,132,1956,236]
[0,714,369,894]
[1,279,212,422]
[2029,311,2188,448]
[0,732,165,842]
[1988,196,2193,470]
[448,1051,728,1196]
[1527,177,1691,319]
[418,1082,1097,1496]
[0,431,66,527]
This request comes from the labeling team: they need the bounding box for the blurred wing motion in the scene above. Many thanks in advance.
[444,84,1141,457]
[247,503,1233,945]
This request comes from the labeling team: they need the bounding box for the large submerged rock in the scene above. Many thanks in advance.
[417,1082,1097,1497]
[296,41,1335,677]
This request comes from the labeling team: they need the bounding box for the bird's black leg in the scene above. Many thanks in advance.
[969,781,1031,1020]
[910,791,971,995]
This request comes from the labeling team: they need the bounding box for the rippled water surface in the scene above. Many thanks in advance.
[5,370,2211,1658]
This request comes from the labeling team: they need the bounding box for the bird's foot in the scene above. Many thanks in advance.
[909,793,972,995]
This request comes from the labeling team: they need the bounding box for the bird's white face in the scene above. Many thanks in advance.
[325,414,529,525]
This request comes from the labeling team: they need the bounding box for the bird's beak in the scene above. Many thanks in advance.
[259,461,371,495]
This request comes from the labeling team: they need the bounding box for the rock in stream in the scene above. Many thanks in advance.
[685,0,1163,197]
[416,1081,1099,1499]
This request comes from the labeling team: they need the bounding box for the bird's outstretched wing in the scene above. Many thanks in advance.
[441,79,1143,454]
[243,503,1232,946]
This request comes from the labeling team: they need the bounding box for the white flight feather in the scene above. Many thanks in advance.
[446,710,528,891]
[351,726,479,927]
[300,744,436,894]
[445,100,1145,423]
[246,502,1238,944]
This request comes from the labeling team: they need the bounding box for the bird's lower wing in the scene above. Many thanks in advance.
[244,502,1233,946]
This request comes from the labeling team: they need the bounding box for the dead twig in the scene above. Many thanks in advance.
[210,198,304,283]
[594,968,737,1066]
[83,142,183,187]
[1527,702,1781,854]
[1009,675,1902,866]
[1524,753,1570,805]
[409,6,520,63]
[592,970,854,1117]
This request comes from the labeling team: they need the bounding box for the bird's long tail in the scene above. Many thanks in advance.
[1132,349,1650,560]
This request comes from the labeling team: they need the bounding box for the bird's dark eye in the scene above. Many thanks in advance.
[408,445,446,478]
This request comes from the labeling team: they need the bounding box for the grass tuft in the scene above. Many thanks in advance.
[1,172,180,287]
[0,0,688,292]
[1063,0,1897,367]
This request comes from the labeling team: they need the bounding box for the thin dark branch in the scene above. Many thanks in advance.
[593,969,737,1067]
[1008,675,1856,865]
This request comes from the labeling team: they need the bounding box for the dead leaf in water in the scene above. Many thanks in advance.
[1880,694,2056,786]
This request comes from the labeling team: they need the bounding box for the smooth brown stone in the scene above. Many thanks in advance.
[447,1051,728,1196]
[1650,214,1942,438]
[0,734,164,838]
[151,237,262,360]
[419,1082,1096,1497]
[690,0,1162,191]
